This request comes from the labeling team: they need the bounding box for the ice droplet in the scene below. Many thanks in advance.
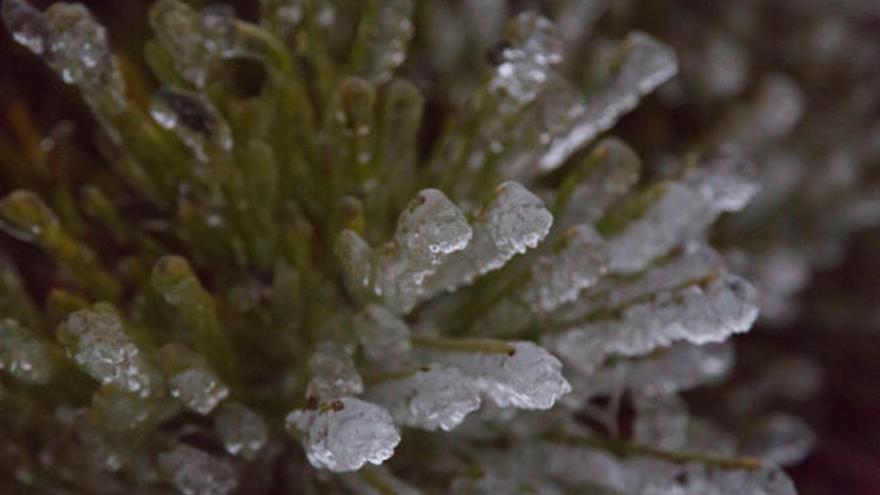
[58,306,156,397]
[429,341,570,410]
[150,0,211,87]
[215,402,268,460]
[0,318,51,385]
[159,445,238,495]
[306,342,363,400]
[350,0,414,84]
[286,397,400,472]
[547,274,758,374]
[369,364,481,431]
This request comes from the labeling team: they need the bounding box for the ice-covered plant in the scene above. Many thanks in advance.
[0,0,807,493]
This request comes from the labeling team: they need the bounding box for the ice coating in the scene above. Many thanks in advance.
[58,307,156,397]
[150,87,233,162]
[742,413,815,467]
[169,367,229,415]
[424,182,552,295]
[431,341,571,410]
[522,224,607,313]
[0,318,51,385]
[351,0,414,84]
[547,274,758,374]
[215,402,268,459]
[286,397,400,472]
[149,0,211,87]
[684,147,760,213]
[335,229,374,297]
[375,189,472,313]
[489,12,564,109]
[353,304,412,364]
[159,445,238,495]
[369,364,481,431]
[556,138,641,228]
[306,342,363,400]
[538,31,678,171]
[541,444,797,495]
[2,0,49,54]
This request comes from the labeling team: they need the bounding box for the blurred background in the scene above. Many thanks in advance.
[1,1,878,493]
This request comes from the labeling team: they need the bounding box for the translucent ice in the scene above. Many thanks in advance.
[353,304,412,365]
[350,0,414,84]
[150,87,233,162]
[538,31,677,172]
[306,342,363,400]
[424,182,552,295]
[368,364,481,431]
[430,341,570,410]
[159,445,238,495]
[150,0,211,87]
[742,413,815,467]
[522,224,607,313]
[169,367,229,415]
[548,274,758,374]
[286,397,400,472]
[215,402,268,459]
[374,189,472,312]
[2,0,49,54]
[0,318,51,385]
[58,306,157,397]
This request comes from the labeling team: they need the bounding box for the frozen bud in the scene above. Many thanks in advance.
[2,0,49,54]
[0,318,51,385]
[369,364,481,431]
[149,0,211,87]
[335,229,374,297]
[159,445,237,495]
[306,342,363,400]
[350,0,415,84]
[286,398,400,472]
[58,305,157,397]
[215,402,268,460]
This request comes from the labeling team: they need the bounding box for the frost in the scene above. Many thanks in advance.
[522,224,607,313]
[150,0,211,87]
[306,342,363,400]
[429,341,570,410]
[538,31,678,172]
[369,364,481,431]
[425,182,552,295]
[150,87,233,162]
[215,402,268,459]
[548,274,758,374]
[0,318,51,385]
[58,307,157,397]
[353,304,412,365]
[286,397,400,472]
[375,189,472,313]
[159,445,238,495]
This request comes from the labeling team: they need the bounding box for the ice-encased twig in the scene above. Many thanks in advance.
[546,273,758,375]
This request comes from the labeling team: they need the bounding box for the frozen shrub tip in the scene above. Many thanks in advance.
[0,0,824,492]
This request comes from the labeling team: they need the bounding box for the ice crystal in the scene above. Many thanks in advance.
[160,343,229,415]
[353,304,412,365]
[149,87,233,162]
[306,342,363,401]
[286,397,401,472]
